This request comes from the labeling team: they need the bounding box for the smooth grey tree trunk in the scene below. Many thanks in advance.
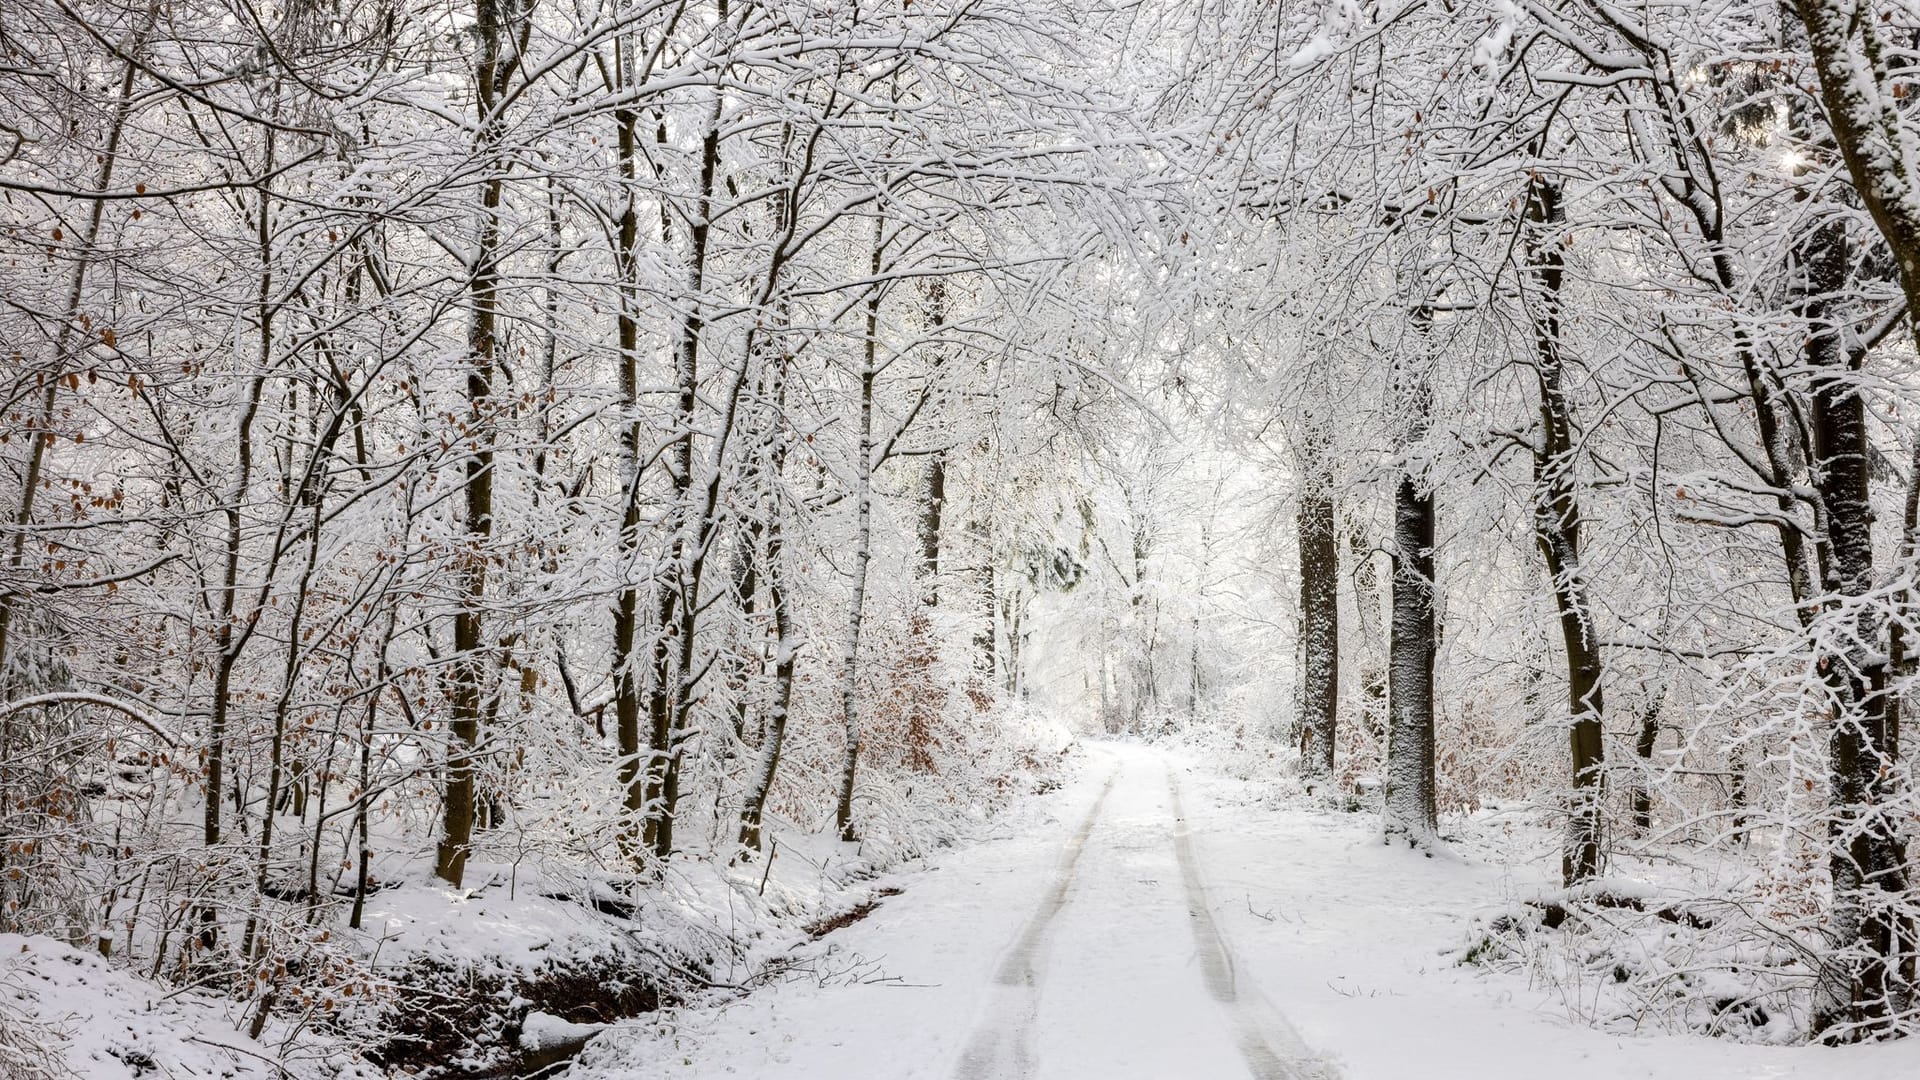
[833,215,885,843]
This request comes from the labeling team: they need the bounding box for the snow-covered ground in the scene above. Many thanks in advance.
[13,736,1920,1079]
[0,932,382,1080]
[565,739,1920,1079]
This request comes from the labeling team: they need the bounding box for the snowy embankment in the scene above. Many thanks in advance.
[1168,737,1920,1079]
[0,709,1076,1080]
[557,737,1920,1079]
[15,727,1920,1079]
[0,932,382,1080]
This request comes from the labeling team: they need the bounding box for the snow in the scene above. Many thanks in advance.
[352,867,655,973]
[522,1010,605,1052]
[561,740,1920,1079]
[0,933,375,1080]
[13,739,1920,1079]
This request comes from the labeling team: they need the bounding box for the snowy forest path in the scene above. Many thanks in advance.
[564,740,1920,1080]
[951,746,1336,1080]
[1165,769,1338,1080]
[950,766,1116,1078]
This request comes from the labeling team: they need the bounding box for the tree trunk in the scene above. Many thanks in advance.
[643,58,725,863]
[243,406,342,957]
[0,14,150,685]
[976,516,997,683]
[1297,427,1338,779]
[1631,687,1664,834]
[1189,611,1202,717]
[1347,520,1387,742]
[920,457,945,607]
[727,522,763,745]
[1797,214,1911,1036]
[1128,522,1153,729]
[1783,1,1920,1035]
[0,27,151,925]
[1099,591,1116,732]
[1887,431,1920,759]
[1525,177,1606,887]
[833,219,883,844]
[609,74,649,868]
[580,17,699,870]
[1383,306,1438,849]
[738,367,794,852]
[735,123,805,851]
[737,525,795,852]
[435,0,516,888]
[919,283,947,609]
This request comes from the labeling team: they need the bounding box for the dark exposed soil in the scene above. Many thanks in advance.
[803,886,903,940]
[363,954,667,1079]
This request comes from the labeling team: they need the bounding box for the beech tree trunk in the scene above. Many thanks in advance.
[1798,213,1911,1036]
[1630,687,1665,834]
[737,525,795,852]
[1297,425,1338,779]
[977,520,997,682]
[1887,432,1920,758]
[734,120,807,853]
[1783,0,1920,1035]
[919,282,947,609]
[1525,177,1605,887]
[608,48,650,867]
[642,58,725,863]
[435,0,517,887]
[1128,524,1153,729]
[0,27,155,922]
[0,15,150,686]
[834,215,885,843]
[1347,520,1387,742]
[921,457,945,606]
[1383,306,1438,848]
[738,367,795,853]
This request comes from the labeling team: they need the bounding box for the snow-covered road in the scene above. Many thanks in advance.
[949,753,1334,1080]
[567,741,1920,1079]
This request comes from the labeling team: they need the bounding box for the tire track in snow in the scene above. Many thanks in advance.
[1168,769,1341,1080]
[952,768,1118,1080]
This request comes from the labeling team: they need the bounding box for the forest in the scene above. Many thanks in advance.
[6,0,1920,1074]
